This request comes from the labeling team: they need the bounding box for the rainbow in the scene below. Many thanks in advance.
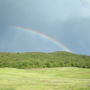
[13,25,73,52]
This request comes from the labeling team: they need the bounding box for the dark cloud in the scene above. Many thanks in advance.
[0,0,90,55]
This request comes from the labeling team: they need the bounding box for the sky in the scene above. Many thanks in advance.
[0,0,90,55]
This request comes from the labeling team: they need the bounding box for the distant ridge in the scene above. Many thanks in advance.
[0,51,90,69]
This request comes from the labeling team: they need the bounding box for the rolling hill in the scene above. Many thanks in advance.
[0,51,90,69]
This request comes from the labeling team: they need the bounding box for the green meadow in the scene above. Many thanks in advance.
[0,51,90,90]
[0,67,90,90]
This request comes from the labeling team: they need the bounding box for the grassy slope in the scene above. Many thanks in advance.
[0,51,90,68]
[0,67,90,90]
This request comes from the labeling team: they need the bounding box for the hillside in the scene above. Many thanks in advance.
[0,51,90,69]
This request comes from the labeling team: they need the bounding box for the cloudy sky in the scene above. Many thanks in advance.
[0,0,90,55]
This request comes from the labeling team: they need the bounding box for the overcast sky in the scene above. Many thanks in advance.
[0,0,90,55]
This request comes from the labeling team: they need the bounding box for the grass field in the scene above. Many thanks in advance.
[0,67,90,90]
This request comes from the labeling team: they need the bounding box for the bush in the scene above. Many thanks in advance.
[0,51,90,69]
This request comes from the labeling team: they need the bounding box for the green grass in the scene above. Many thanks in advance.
[0,67,90,90]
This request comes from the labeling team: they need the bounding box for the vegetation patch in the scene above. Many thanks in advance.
[0,51,90,69]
